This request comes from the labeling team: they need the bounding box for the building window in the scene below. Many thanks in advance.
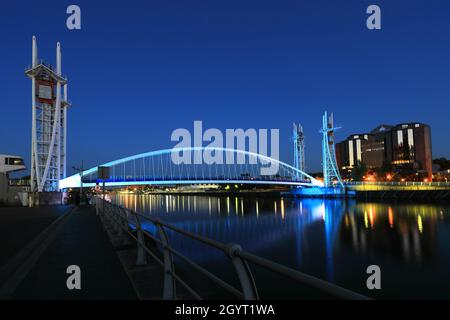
[5,158,24,166]
[397,130,403,146]
[356,139,362,162]
[348,140,354,167]
[407,128,414,147]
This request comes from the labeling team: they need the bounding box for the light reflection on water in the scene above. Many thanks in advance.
[112,193,450,299]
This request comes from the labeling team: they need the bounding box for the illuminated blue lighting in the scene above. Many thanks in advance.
[59,147,324,189]
[62,179,317,189]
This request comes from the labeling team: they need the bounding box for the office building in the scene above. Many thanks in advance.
[336,123,432,180]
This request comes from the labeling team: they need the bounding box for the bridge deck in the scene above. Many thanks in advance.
[1,206,138,299]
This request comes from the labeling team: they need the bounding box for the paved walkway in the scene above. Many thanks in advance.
[0,206,70,268]
[4,206,137,300]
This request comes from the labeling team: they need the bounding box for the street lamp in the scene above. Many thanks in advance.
[72,160,83,205]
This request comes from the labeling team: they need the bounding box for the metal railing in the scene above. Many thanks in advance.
[95,197,370,300]
[345,181,450,187]
[25,59,68,80]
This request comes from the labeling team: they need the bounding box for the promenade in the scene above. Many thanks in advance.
[0,206,68,268]
[0,205,138,299]
[0,201,370,300]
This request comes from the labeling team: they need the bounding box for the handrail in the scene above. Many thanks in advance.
[95,197,370,300]
[345,181,450,187]
[138,227,243,298]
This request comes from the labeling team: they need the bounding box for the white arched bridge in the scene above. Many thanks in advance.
[59,147,323,189]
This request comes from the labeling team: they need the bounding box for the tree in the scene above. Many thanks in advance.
[433,158,450,171]
[352,161,367,181]
[376,160,394,179]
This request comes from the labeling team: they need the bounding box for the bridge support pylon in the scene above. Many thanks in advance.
[293,123,306,180]
[321,111,344,189]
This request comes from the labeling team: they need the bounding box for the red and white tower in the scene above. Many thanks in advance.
[25,36,70,192]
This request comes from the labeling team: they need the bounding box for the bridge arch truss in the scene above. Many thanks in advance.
[59,147,323,189]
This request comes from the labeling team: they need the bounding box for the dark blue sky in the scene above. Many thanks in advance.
[1,0,450,175]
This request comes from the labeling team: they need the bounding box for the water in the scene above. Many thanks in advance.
[112,193,450,299]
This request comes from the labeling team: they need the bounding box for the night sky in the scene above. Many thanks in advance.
[1,0,450,175]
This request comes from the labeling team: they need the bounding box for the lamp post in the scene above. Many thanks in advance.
[98,166,110,212]
[72,160,83,205]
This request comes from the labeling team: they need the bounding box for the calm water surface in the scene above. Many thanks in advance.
[112,193,450,299]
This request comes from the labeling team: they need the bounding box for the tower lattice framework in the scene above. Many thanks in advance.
[321,111,343,188]
[25,36,70,192]
[293,123,305,179]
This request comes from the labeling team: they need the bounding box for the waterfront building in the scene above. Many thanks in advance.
[0,154,26,205]
[0,154,26,175]
[336,123,432,180]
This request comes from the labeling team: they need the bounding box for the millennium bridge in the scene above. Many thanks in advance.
[59,147,324,190]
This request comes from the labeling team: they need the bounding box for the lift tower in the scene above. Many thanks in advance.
[25,36,70,192]
[321,111,343,188]
[293,123,305,179]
